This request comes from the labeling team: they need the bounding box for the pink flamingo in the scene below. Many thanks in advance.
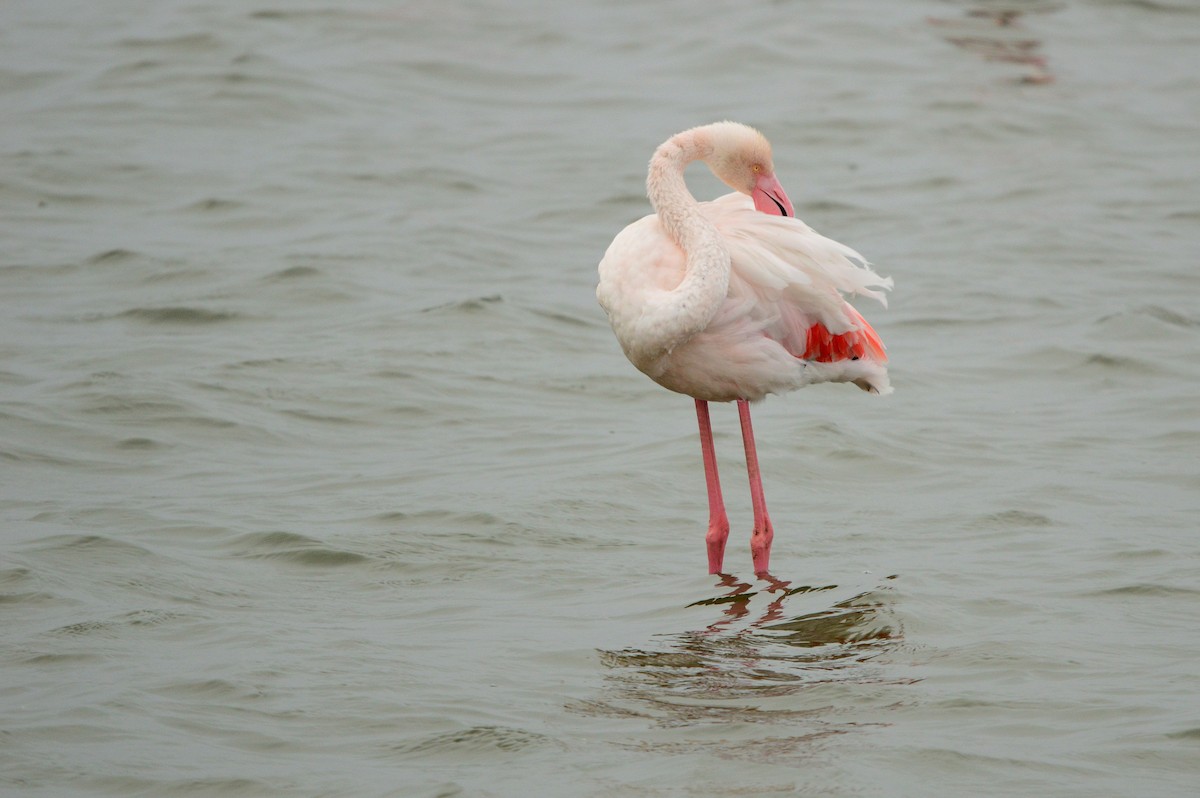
[597,122,893,575]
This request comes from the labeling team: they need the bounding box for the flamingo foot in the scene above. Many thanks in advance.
[750,520,774,575]
[706,519,731,574]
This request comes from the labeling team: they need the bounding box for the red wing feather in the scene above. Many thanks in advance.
[803,305,887,363]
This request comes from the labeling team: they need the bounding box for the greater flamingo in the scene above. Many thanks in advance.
[596,122,893,575]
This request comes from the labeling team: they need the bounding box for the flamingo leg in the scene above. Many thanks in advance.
[737,399,774,574]
[695,399,730,574]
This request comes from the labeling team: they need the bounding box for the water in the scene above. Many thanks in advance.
[2,0,1198,795]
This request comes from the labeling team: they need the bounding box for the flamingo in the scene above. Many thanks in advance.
[596,121,893,575]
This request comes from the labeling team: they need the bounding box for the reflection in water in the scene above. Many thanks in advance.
[929,3,1061,85]
[573,574,912,768]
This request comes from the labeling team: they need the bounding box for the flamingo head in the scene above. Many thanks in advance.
[704,121,796,218]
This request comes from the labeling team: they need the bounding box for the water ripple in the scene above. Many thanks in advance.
[224,531,372,567]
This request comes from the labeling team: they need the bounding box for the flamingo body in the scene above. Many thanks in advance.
[599,192,891,402]
[596,122,892,574]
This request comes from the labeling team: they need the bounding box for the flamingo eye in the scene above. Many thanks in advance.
[751,164,763,174]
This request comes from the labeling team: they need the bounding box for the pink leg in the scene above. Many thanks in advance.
[695,399,730,574]
[737,399,774,574]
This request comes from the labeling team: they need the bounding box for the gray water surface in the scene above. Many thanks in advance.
[2,1,1199,796]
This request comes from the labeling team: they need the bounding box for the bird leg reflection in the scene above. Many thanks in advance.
[702,572,793,633]
[702,573,755,632]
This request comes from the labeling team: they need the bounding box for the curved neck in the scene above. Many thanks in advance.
[647,128,718,248]
[636,128,731,359]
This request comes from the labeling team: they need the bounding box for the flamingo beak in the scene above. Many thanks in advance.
[752,173,795,218]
